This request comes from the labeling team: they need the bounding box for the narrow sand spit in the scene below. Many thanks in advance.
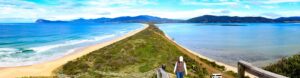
[0,24,148,78]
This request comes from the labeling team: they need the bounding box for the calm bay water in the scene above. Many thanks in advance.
[0,23,143,67]
[158,23,300,67]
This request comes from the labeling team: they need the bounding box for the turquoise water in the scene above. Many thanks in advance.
[0,23,143,67]
[158,23,300,67]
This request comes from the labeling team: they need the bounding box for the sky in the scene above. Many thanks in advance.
[0,0,300,23]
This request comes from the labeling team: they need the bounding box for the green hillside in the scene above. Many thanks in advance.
[55,24,233,78]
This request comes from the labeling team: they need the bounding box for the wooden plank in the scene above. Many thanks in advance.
[238,60,288,78]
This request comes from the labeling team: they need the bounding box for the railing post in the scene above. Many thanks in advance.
[238,62,245,78]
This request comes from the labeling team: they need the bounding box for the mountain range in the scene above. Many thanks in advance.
[36,15,182,23]
[36,15,300,23]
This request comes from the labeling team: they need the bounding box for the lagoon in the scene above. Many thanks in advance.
[158,23,300,67]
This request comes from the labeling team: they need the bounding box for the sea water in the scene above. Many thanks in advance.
[158,23,300,67]
[0,23,143,67]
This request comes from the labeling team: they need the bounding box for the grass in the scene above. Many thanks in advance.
[197,56,225,71]
[21,76,57,78]
[55,24,211,78]
[264,53,300,78]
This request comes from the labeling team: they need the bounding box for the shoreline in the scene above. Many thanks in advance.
[164,34,257,78]
[164,34,237,71]
[0,24,148,78]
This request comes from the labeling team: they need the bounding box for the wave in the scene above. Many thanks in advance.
[30,34,116,53]
[0,54,42,67]
[0,48,35,56]
[0,48,79,67]
[65,48,77,55]
[0,48,21,55]
[0,33,119,67]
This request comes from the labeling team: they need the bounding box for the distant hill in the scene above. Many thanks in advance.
[35,15,183,23]
[186,15,276,23]
[109,15,182,23]
[275,16,300,23]
[71,18,112,23]
[35,19,69,23]
[35,15,300,23]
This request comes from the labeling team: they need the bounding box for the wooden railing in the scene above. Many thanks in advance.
[238,60,288,78]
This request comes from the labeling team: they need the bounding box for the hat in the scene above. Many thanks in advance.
[179,56,183,62]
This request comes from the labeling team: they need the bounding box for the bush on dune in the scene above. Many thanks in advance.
[264,54,300,78]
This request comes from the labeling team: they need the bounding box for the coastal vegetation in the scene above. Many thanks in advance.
[264,53,300,78]
[54,24,234,78]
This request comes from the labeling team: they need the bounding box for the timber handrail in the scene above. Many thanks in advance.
[238,60,288,78]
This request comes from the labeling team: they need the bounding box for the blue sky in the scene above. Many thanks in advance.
[0,0,300,23]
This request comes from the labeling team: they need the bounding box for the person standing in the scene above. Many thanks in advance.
[174,56,187,78]
[157,64,170,78]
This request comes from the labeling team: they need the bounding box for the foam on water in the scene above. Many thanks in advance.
[65,48,78,55]
[0,34,129,67]
[0,48,78,67]
[0,48,21,55]
[0,34,117,67]
[0,32,120,67]
[30,34,116,53]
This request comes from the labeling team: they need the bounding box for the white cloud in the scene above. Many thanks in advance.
[260,5,276,9]
[263,0,300,4]
[0,0,299,22]
[245,5,250,9]
[260,13,282,18]
[247,0,300,4]
[86,0,157,6]
[278,10,300,17]
[0,0,158,22]
[181,0,238,5]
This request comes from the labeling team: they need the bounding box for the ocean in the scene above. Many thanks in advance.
[0,23,143,67]
[158,23,300,67]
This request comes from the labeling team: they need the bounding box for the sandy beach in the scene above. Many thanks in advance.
[164,34,257,78]
[0,24,148,78]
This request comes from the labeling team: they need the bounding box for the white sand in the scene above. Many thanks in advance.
[0,24,148,78]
